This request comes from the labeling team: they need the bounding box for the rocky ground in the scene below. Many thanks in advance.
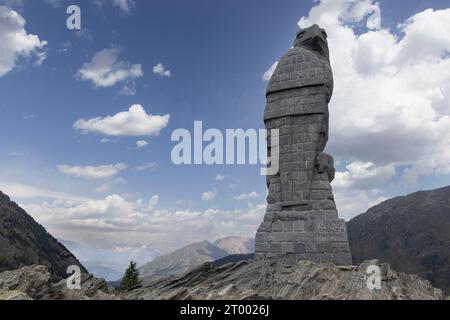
[1,259,447,300]
[124,259,446,300]
[0,265,117,300]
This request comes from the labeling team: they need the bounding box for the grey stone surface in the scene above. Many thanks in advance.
[255,24,352,265]
[0,265,117,300]
[122,259,446,300]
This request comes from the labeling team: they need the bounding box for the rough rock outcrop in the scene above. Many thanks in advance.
[1,261,446,300]
[0,290,32,300]
[0,265,51,299]
[123,259,445,300]
[0,191,87,278]
[41,273,118,300]
[0,265,116,300]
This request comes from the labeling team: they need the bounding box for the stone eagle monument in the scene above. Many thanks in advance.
[255,24,352,265]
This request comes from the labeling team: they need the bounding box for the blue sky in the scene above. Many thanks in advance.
[1,0,450,279]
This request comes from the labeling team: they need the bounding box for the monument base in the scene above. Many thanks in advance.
[255,210,352,266]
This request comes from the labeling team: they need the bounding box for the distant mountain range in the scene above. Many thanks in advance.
[138,237,254,282]
[61,240,161,281]
[214,236,255,255]
[347,186,450,294]
[0,191,86,279]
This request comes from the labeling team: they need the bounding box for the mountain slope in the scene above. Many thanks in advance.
[138,241,229,282]
[213,236,254,254]
[347,186,450,294]
[0,191,87,279]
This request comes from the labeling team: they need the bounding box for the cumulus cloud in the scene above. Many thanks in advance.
[73,104,170,137]
[215,174,226,181]
[22,194,265,252]
[57,163,127,180]
[153,63,171,78]
[0,5,47,77]
[296,0,450,218]
[262,61,278,81]
[333,189,387,221]
[233,192,260,201]
[201,189,216,201]
[76,48,143,94]
[333,162,396,190]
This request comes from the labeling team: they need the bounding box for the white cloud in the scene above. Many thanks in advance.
[136,140,148,149]
[201,189,216,201]
[57,163,127,180]
[153,63,171,78]
[333,189,387,221]
[297,1,450,217]
[215,174,226,181]
[95,183,110,193]
[74,104,170,137]
[147,195,159,210]
[233,192,260,201]
[22,194,265,252]
[333,162,396,191]
[262,61,278,81]
[0,181,88,202]
[76,48,143,93]
[340,0,381,30]
[0,5,47,77]
[135,162,157,171]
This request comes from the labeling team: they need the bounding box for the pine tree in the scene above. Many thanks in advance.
[120,260,140,291]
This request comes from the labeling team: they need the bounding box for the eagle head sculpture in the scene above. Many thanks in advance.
[295,24,330,59]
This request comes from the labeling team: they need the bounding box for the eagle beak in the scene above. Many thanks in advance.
[311,28,323,44]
